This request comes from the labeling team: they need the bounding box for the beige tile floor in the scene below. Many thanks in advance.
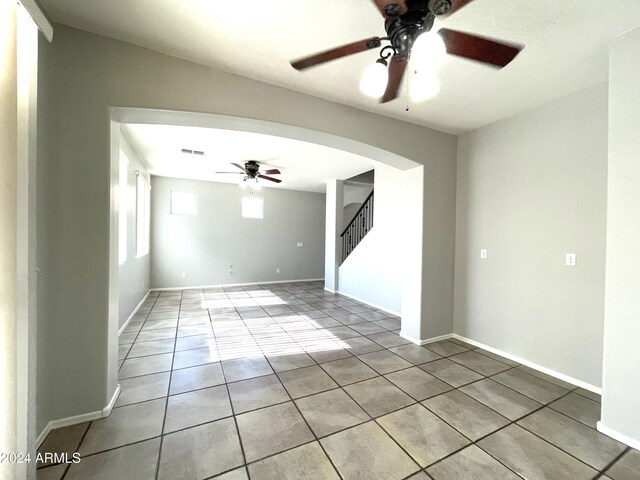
[37,281,639,480]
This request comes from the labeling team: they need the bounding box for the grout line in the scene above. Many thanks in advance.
[213,319,252,480]
[153,289,183,480]
[107,284,617,480]
[595,447,629,478]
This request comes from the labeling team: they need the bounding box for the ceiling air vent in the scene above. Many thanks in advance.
[181,148,205,156]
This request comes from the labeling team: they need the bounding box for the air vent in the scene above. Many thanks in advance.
[181,148,205,156]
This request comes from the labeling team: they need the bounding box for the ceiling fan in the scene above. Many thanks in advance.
[290,0,523,103]
[216,160,282,184]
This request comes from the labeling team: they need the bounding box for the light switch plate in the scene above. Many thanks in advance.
[480,249,487,259]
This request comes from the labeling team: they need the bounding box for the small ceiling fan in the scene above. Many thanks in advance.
[216,160,282,184]
[290,0,523,103]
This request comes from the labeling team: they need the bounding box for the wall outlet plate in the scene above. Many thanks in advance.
[297,242,303,247]
[480,249,487,259]
[566,253,577,266]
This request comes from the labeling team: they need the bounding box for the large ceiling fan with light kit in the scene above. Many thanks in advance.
[216,160,282,188]
[290,0,523,104]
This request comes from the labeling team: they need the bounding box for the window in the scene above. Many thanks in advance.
[118,153,128,265]
[171,191,197,215]
[136,174,151,257]
[242,196,264,219]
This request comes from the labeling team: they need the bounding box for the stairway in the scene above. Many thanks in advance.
[340,190,374,263]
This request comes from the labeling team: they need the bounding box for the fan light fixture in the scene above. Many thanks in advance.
[360,58,389,97]
[241,176,262,191]
[411,31,447,72]
[360,30,445,103]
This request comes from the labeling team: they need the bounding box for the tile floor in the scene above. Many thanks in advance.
[37,281,640,480]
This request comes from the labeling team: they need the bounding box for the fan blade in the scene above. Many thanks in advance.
[371,0,408,18]
[381,54,408,103]
[231,162,248,172]
[291,37,382,70]
[440,0,476,17]
[259,169,281,175]
[216,172,244,174]
[258,175,282,184]
[438,28,522,68]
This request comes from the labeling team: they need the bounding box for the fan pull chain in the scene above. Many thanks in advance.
[405,70,412,112]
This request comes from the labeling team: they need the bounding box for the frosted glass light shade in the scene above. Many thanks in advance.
[360,60,388,97]
[411,72,440,102]
[411,31,446,73]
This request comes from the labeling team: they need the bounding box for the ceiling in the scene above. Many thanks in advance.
[40,0,640,133]
[122,124,378,192]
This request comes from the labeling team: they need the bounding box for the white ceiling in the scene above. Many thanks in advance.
[122,123,378,192]
[41,0,640,133]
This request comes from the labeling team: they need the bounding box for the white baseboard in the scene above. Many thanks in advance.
[400,332,453,346]
[336,290,401,317]
[453,334,602,394]
[151,278,324,291]
[324,287,336,294]
[102,384,121,417]
[36,384,122,448]
[118,290,150,336]
[36,410,102,448]
[597,421,640,451]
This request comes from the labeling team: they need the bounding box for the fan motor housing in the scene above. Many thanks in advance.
[245,160,260,178]
[385,9,435,54]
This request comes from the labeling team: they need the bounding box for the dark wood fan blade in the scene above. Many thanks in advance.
[258,175,282,183]
[259,169,281,175]
[438,28,522,68]
[371,0,407,18]
[291,37,382,70]
[441,0,476,17]
[381,54,408,103]
[231,162,248,172]
[216,172,244,174]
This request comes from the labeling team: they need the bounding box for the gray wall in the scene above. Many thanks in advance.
[339,164,406,314]
[454,84,608,387]
[151,176,325,288]
[117,132,150,328]
[601,27,640,445]
[35,25,457,433]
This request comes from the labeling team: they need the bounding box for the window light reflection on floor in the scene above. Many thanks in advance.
[174,288,356,361]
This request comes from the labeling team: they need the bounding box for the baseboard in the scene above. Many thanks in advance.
[335,290,401,317]
[324,287,336,294]
[453,334,602,394]
[118,290,150,336]
[36,410,102,448]
[151,278,324,291]
[36,384,122,448]
[400,332,453,346]
[102,384,121,417]
[597,421,640,451]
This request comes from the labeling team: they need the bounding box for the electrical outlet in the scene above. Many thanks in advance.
[276,268,280,274]
[181,272,186,278]
[566,253,577,267]
[297,242,303,247]
[480,249,487,259]
[228,264,233,269]
[228,270,233,276]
